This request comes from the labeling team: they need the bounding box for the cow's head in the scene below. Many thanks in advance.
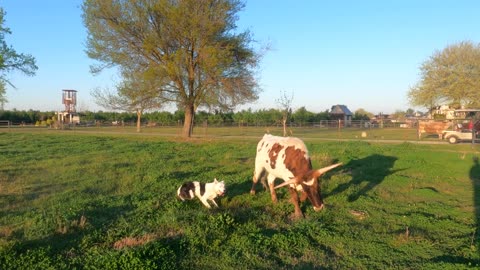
[275,163,342,211]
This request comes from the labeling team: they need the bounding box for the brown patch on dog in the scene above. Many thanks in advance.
[283,146,311,177]
[268,143,284,169]
[113,234,155,249]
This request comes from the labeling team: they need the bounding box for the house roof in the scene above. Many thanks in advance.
[330,104,352,116]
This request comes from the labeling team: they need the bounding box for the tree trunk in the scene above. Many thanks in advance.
[182,104,195,138]
[136,109,142,133]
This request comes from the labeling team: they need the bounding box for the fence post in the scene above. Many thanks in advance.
[416,119,420,140]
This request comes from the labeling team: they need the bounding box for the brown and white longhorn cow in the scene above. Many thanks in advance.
[250,134,342,218]
[417,121,452,139]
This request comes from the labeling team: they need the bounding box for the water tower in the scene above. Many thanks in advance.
[56,89,80,126]
[63,89,77,113]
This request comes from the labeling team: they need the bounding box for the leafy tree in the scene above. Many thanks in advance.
[255,108,282,126]
[405,108,415,116]
[408,41,480,110]
[314,110,330,121]
[292,106,315,126]
[82,0,261,137]
[195,110,210,124]
[0,8,38,109]
[390,110,406,121]
[145,111,174,125]
[232,108,254,126]
[207,113,224,125]
[353,108,373,120]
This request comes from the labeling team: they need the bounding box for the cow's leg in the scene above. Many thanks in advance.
[267,174,278,203]
[299,191,308,202]
[250,175,258,195]
[250,167,264,195]
[288,187,304,219]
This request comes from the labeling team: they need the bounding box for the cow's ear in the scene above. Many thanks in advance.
[214,178,218,183]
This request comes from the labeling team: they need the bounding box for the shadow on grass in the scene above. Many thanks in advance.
[225,178,255,198]
[327,154,400,202]
[430,254,479,267]
[10,203,135,254]
[471,156,480,253]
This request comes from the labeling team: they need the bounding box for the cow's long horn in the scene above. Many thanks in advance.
[274,177,298,189]
[316,163,343,176]
[274,163,342,190]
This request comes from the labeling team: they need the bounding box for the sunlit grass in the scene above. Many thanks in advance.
[1,131,480,269]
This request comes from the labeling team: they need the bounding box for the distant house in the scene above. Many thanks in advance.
[429,105,456,119]
[329,104,353,126]
[373,113,391,121]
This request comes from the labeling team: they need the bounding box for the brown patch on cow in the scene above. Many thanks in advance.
[418,121,451,138]
[283,146,311,177]
[268,143,284,169]
[113,234,155,249]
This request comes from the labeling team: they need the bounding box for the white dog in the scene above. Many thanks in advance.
[177,178,226,208]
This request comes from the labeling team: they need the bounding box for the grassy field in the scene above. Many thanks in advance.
[1,129,480,269]
[0,124,438,141]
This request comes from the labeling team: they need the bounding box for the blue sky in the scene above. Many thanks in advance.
[1,0,479,114]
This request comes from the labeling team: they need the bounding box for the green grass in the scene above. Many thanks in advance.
[1,131,480,269]
[1,124,426,141]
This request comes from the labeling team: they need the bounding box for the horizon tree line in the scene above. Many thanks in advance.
[0,106,422,126]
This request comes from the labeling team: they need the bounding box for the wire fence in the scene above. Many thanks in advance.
[0,120,11,129]
[2,118,478,139]
[64,119,418,129]
[0,119,428,130]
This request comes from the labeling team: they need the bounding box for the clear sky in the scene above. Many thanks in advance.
[1,0,479,114]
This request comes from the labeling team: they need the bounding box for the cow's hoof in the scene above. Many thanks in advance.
[313,204,325,211]
[250,190,256,195]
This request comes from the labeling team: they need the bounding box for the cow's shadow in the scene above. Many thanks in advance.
[226,177,255,198]
[327,154,399,202]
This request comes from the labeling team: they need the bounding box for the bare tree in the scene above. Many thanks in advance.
[277,91,293,136]
[92,71,165,132]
